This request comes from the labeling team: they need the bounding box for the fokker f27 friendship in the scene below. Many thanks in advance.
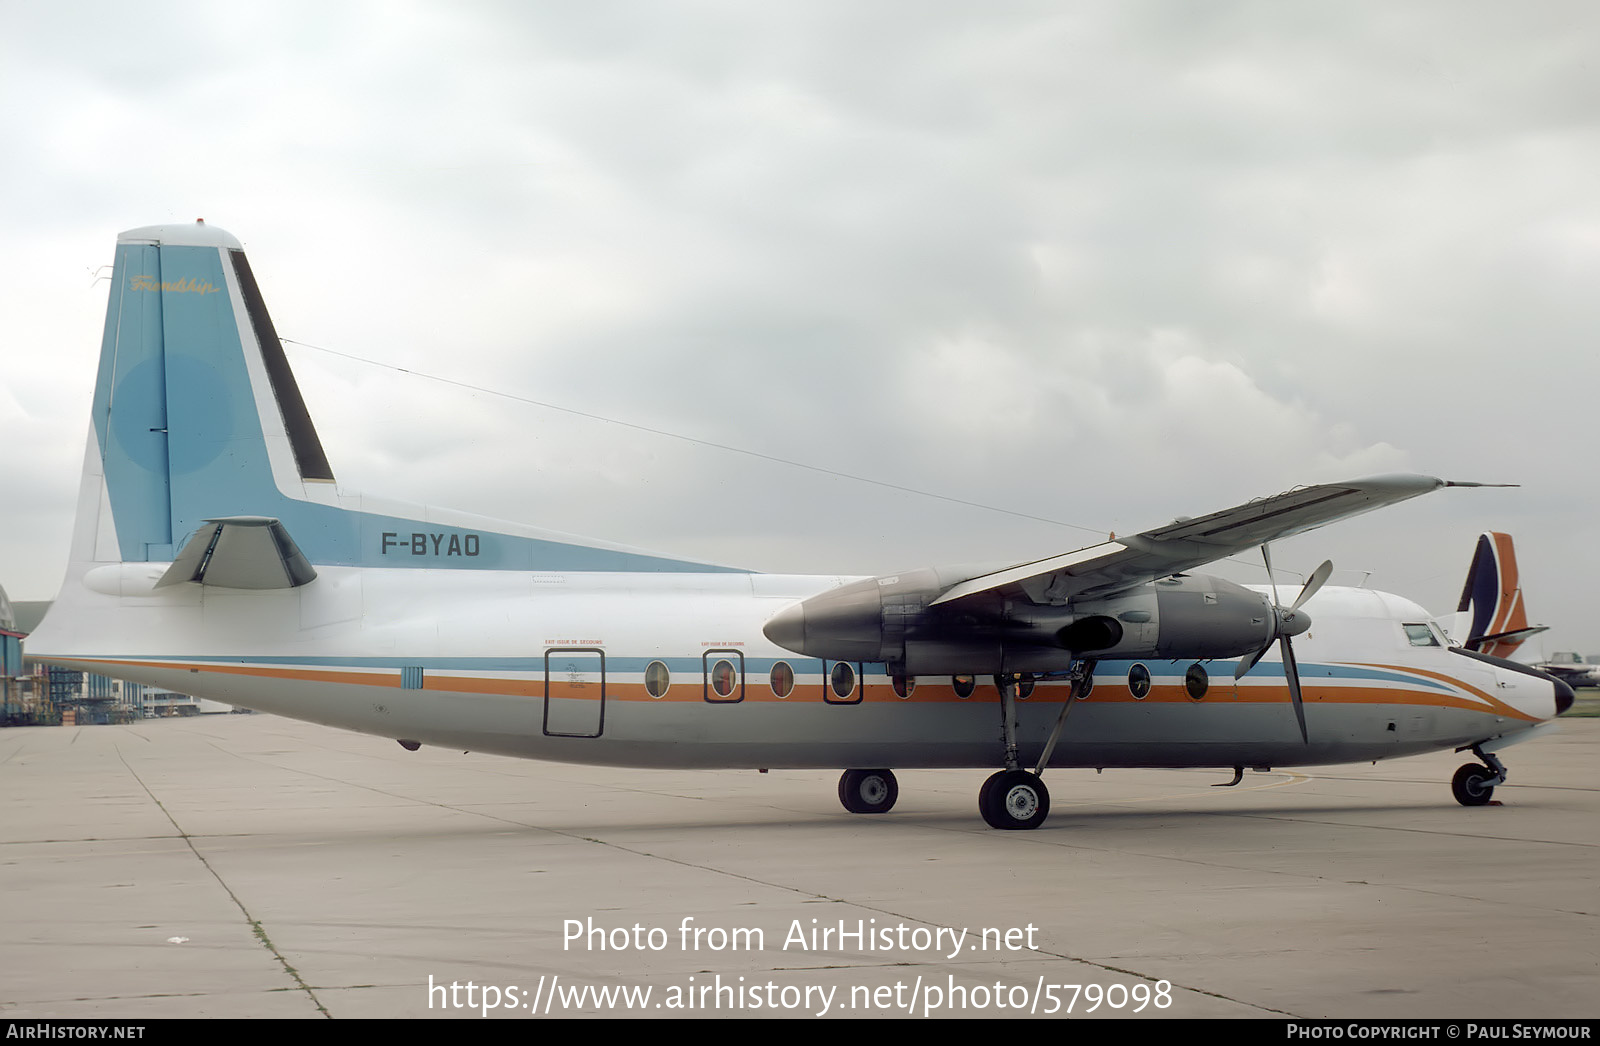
[29,222,1574,830]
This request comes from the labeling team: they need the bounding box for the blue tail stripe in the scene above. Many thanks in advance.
[92,232,744,574]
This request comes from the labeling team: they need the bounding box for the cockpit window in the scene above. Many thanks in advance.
[1403,623,1439,647]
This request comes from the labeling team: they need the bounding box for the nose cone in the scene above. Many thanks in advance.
[763,601,807,653]
[1553,675,1575,716]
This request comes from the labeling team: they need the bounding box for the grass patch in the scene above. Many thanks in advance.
[1565,689,1600,718]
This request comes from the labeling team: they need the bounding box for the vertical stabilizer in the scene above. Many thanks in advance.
[1456,532,1545,657]
[78,220,334,567]
[53,220,737,581]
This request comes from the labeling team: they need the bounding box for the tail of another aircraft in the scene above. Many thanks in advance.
[1455,532,1546,658]
[57,221,735,588]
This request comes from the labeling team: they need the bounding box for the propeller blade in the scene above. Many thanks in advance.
[1291,560,1333,612]
[1281,634,1309,744]
[1234,640,1271,680]
[1239,549,1329,689]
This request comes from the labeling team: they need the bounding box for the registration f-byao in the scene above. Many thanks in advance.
[28,222,1575,829]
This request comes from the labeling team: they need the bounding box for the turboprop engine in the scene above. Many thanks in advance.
[762,567,1295,675]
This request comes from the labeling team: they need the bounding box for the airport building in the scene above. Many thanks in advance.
[1,586,231,725]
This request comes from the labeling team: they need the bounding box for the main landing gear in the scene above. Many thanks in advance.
[978,671,1054,830]
[838,768,898,814]
[837,666,1084,829]
[979,768,1050,830]
[1451,748,1507,807]
[835,764,1051,828]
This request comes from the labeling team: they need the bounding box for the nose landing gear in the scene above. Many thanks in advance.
[1451,749,1507,807]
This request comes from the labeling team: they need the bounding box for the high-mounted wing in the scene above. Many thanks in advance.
[764,473,1505,673]
[930,474,1487,608]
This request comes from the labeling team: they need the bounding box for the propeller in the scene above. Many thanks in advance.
[1235,549,1331,744]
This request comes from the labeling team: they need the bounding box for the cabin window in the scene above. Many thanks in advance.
[829,661,857,699]
[770,661,795,698]
[1403,623,1440,647]
[644,661,670,699]
[702,649,745,703]
[711,659,738,698]
[1128,663,1152,699]
[891,673,915,699]
[952,674,976,699]
[1185,662,1209,700]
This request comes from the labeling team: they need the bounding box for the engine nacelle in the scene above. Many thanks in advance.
[763,570,1276,675]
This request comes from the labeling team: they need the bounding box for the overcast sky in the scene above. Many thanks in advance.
[2,1,1596,655]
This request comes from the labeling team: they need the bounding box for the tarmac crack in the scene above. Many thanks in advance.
[115,746,331,1019]
[180,751,1297,1015]
[185,734,1588,1014]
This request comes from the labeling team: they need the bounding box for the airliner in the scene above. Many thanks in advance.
[1530,653,1600,690]
[26,221,1574,830]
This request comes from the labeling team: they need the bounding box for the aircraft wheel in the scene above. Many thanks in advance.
[838,769,898,814]
[1451,763,1496,807]
[979,769,1050,830]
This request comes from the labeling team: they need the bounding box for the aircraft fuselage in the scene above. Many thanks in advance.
[39,567,1558,772]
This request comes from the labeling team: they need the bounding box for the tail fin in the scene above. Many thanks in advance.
[62,221,737,578]
[1456,532,1547,658]
[78,221,334,568]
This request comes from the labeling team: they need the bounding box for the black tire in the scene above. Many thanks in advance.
[1451,763,1496,807]
[838,769,898,814]
[978,769,1051,830]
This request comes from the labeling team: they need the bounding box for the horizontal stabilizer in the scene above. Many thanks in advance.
[156,517,318,590]
[1465,625,1549,652]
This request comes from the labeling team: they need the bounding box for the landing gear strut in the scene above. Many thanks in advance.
[838,768,898,814]
[977,674,1052,830]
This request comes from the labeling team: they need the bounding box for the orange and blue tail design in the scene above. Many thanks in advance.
[1456,532,1545,658]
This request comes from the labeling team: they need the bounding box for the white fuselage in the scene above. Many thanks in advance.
[31,566,1559,772]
